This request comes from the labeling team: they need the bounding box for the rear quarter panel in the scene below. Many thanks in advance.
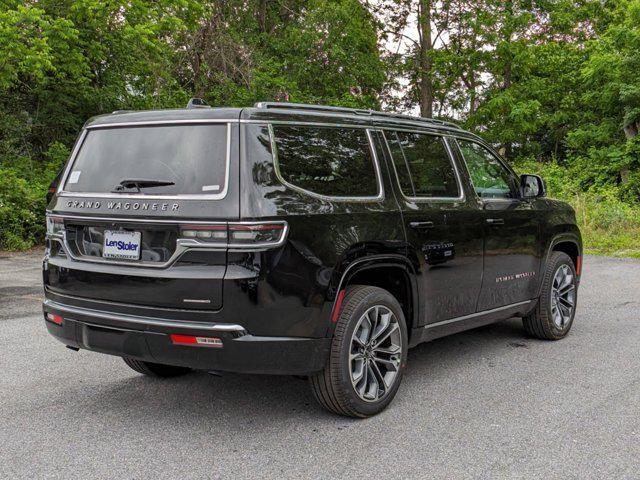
[235,121,406,338]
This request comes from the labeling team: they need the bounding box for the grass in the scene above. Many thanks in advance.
[515,159,640,258]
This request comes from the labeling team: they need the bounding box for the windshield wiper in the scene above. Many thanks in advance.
[112,179,175,193]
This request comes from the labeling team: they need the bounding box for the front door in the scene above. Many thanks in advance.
[454,139,543,311]
[381,129,484,325]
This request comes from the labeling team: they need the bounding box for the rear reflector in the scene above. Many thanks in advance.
[170,334,223,348]
[576,255,582,276]
[46,313,63,325]
[332,289,346,323]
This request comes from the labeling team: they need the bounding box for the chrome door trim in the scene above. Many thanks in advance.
[424,300,532,329]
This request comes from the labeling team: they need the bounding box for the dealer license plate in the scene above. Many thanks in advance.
[103,230,141,260]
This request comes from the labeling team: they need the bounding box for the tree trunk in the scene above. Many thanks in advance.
[623,121,638,140]
[258,0,267,33]
[418,0,434,118]
[502,0,514,158]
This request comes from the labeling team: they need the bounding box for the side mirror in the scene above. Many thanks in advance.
[520,174,546,199]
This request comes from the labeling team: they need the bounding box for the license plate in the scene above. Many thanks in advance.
[103,230,141,260]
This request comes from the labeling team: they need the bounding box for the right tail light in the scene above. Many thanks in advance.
[180,221,288,250]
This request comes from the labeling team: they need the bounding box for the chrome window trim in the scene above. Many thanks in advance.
[267,124,385,203]
[47,215,289,268]
[246,119,371,129]
[380,130,465,203]
[242,118,464,135]
[452,137,521,202]
[85,119,233,129]
[58,122,233,201]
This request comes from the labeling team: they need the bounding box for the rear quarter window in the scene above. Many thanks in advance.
[271,125,380,198]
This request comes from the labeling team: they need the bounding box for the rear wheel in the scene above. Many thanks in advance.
[310,285,408,418]
[523,251,578,340]
[122,357,192,378]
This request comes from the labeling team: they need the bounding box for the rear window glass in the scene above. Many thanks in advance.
[386,131,459,198]
[64,124,228,196]
[272,125,379,198]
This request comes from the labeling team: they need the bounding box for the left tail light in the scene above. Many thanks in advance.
[46,215,64,236]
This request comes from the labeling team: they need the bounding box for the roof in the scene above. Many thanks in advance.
[83,101,469,137]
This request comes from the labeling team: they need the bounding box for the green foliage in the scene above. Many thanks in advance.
[0,0,384,250]
[0,0,639,255]
[515,158,640,258]
[0,168,48,250]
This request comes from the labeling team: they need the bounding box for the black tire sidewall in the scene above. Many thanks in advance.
[543,253,578,338]
[335,288,408,417]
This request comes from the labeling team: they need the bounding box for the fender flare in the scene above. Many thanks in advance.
[538,233,582,296]
[327,254,420,330]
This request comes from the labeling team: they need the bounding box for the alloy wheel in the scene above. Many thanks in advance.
[551,264,576,329]
[349,305,402,402]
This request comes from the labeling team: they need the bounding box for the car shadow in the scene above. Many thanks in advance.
[73,317,534,428]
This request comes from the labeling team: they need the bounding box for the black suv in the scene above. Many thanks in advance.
[43,102,582,417]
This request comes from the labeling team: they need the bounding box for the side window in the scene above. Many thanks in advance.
[457,140,516,199]
[386,131,460,198]
[272,125,379,198]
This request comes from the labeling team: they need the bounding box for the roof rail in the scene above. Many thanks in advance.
[255,102,371,116]
[253,102,460,129]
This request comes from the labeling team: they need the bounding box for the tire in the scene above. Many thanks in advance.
[523,251,578,340]
[122,357,192,378]
[310,285,408,418]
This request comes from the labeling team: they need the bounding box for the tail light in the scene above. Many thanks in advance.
[180,222,287,250]
[180,225,228,242]
[46,215,64,236]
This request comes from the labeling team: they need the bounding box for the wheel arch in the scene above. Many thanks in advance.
[328,255,419,341]
[538,234,582,296]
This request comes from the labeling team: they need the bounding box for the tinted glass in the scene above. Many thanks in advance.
[387,131,459,198]
[65,125,228,195]
[457,140,515,199]
[272,125,379,197]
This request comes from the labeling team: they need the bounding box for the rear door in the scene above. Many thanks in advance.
[381,129,484,324]
[453,139,543,311]
[45,120,240,312]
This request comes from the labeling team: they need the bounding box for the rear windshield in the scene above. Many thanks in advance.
[64,124,228,196]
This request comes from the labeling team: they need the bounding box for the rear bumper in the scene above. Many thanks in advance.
[43,300,331,375]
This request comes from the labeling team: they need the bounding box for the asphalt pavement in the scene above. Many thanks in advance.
[0,250,639,479]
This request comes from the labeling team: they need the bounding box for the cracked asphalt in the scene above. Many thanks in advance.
[0,250,639,479]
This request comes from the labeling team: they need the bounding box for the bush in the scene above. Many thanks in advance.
[0,167,48,250]
[0,142,69,250]
[515,158,640,258]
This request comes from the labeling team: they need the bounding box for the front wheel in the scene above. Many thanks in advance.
[310,285,408,418]
[523,251,578,340]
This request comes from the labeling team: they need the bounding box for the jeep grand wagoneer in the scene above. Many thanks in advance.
[43,101,582,417]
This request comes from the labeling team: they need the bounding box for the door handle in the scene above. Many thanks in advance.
[409,221,435,230]
[486,218,505,226]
